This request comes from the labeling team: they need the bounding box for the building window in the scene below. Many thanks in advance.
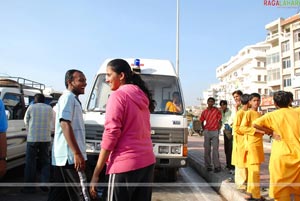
[283,75,292,87]
[264,75,267,81]
[257,62,260,67]
[282,57,291,69]
[266,53,280,64]
[282,41,290,52]
[267,68,281,81]
[258,88,262,94]
[264,89,268,95]
[294,29,300,42]
[258,75,261,81]
[295,50,300,61]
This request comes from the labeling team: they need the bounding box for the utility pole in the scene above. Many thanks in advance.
[176,0,180,77]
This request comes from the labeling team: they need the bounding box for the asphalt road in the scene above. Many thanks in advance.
[0,165,225,201]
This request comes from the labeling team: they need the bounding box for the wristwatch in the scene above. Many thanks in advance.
[0,157,7,161]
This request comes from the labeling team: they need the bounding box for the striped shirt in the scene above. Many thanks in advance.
[200,107,222,131]
[24,103,53,142]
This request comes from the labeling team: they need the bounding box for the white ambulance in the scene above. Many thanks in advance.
[84,58,188,181]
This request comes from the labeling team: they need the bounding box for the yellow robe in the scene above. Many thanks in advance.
[240,110,264,164]
[253,108,300,199]
[165,101,179,112]
[232,109,247,168]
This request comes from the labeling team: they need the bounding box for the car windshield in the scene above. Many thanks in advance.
[86,74,184,114]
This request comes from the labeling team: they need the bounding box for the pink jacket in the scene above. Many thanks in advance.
[101,84,156,174]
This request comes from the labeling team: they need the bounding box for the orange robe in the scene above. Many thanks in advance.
[254,108,300,199]
[240,110,264,164]
[232,109,247,168]
[165,101,180,112]
[232,109,248,190]
[240,110,263,199]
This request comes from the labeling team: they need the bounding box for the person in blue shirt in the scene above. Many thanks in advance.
[48,69,90,201]
[0,99,8,178]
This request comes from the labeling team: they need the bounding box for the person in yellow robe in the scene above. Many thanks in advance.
[165,92,182,113]
[253,91,300,201]
[240,93,266,201]
[231,93,250,191]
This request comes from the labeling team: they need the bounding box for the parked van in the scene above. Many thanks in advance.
[84,58,188,181]
[0,76,60,171]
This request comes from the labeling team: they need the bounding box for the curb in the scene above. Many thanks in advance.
[188,152,246,201]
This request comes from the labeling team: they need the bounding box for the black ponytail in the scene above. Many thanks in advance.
[131,72,156,112]
[107,59,156,112]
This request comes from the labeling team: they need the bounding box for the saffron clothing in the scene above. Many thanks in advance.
[24,103,53,142]
[240,110,263,199]
[232,109,247,168]
[52,90,87,166]
[165,101,180,112]
[240,110,264,165]
[253,108,300,199]
[0,99,8,133]
[232,109,248,190]
[200,107,222,131]
[247,163,261,199]
[234,166,247,190]
[101,84,156,174]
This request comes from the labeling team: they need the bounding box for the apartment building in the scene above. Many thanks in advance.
[265,14,300,106]
[214,42,271,108]
[202,13,300,111]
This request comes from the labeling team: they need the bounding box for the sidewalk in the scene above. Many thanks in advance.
[187,134,272,201]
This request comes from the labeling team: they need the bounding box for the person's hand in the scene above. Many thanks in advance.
[272,132,281,141]
[89,175,99,199]
[74,153,85,171]
[235,102,241,111]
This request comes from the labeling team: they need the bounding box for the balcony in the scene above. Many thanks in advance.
[292,21,300,30]
[266,33,279,42]
[267,79,282,88]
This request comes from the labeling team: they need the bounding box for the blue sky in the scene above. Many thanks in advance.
[0,0,299,106]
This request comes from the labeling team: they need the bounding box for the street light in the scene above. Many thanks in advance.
[176,0,180,77]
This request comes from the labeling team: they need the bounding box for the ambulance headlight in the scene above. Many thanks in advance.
[86,142,95,151]
[96,142,101,151]
[171,146,181,154]
[158,146,169,154]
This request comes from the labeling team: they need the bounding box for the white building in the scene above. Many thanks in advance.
[213,42,270,106]
[265,14,300,104]
[202,13,300,110]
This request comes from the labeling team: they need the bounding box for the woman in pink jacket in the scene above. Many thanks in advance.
[89,59,156,201]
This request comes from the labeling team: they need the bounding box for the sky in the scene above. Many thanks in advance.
[0,0,299,106]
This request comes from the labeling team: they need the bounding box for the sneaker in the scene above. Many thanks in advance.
[214,167,221,173]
